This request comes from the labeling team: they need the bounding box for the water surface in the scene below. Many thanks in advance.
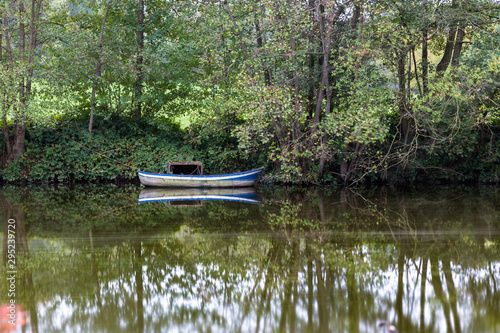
[1,185,499,332]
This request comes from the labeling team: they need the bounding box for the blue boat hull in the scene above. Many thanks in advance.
[138,188,261,204]
[138,167,264,188]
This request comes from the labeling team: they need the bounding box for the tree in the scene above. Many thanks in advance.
[89,0,114,134]
[133,0,144,119]
[1,0,43,163]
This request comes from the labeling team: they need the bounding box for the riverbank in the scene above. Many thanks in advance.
[1,115,499,186]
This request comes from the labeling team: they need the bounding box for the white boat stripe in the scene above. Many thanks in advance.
[139,195,260,204]
[140,169,261,181]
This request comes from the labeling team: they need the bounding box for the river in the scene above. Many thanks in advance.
[0,185,499,332]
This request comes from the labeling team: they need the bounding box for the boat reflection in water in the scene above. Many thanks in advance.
[138,187,261,205]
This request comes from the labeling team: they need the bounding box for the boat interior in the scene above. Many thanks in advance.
[168,162,203,175]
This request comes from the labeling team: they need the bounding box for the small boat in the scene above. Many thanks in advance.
[138,188,261,205]
[138,165,264,188]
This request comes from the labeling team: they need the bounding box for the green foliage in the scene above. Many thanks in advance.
[408,25,500,182]
[268,201,319,235]
[230,78,310,182]
[0,114,197,182]
[1,0,500,185]
[186,84,266,173]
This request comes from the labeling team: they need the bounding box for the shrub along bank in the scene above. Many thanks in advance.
[0,114,499,186]
[0,115,202,183]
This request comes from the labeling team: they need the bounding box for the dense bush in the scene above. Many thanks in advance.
[1,111,498,185]
[0,115,200,183]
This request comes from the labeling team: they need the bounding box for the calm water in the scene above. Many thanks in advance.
[0,185,499,333]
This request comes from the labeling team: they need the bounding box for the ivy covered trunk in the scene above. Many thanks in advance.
[1,0,42,164]
[7,124,26,164]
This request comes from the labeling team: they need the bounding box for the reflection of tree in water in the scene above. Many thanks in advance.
[261,186,499,332]
[0,193,37,332]
[0,186,499,332]
[22,235,496,332]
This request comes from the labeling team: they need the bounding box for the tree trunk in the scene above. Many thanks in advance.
[435,27,456,75]
[19,2,25,106]
[350,3,361,30]
[8,124,27,164]
[337,2,365,183]
[346,247,360,333]
[443,260,462,333]
[2,13,12,160]
[451,26,465,67]
[224,0,248,59]
[134,0,144,119]
[286,0,301,114]
[430,258,453,331]
[312,10,333,126]
[307,0,319,120]
[89,229,102,307]
[289,35,300,113]
[89,82,98,133]
[0,21,11,159]
[2,114,11,158]
[254,12,271,85]
[395,250,405,326]
[134,239,145,333]
[397,52,411,144]
[412,48,422,96]
[422,29,429,94]
[8,2,27,164]
[314,3,335,179]
[419,258,428,333]
[27,0,42,96]
[407,46,411,100]
[3,0,42,163]
[89,0,113,134]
